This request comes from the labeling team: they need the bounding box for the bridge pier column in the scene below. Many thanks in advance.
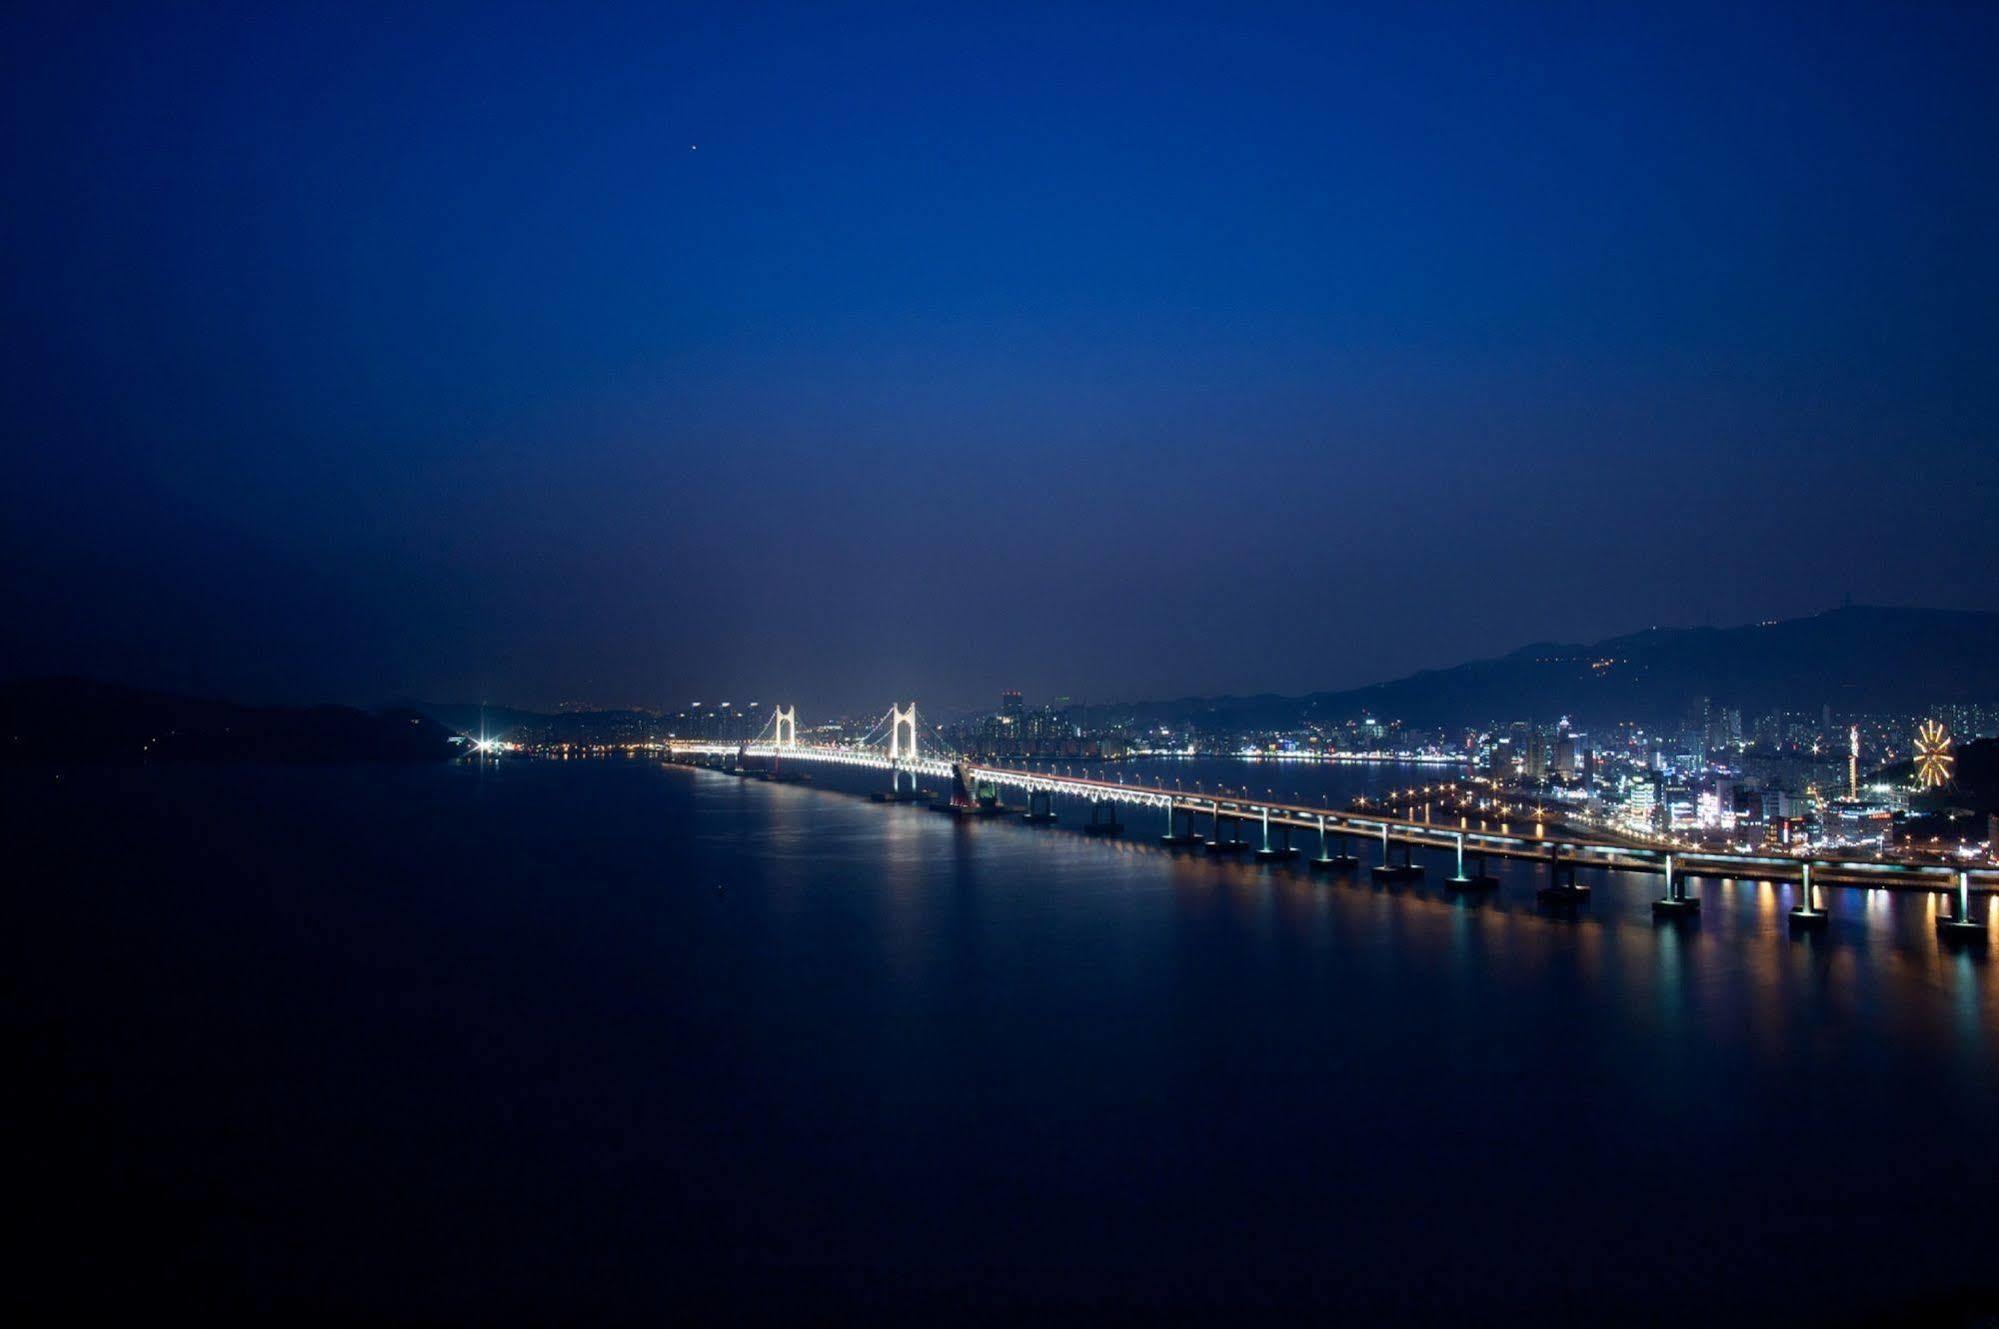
[1310,815,1345,871]
[1789,861,1828,931]
[1371,827,1423,882]
[1255,811,1298,861]
[1536,843,1589,906]
[873,760,913,803]
[1024,788,1057,824]
[1312,823,1358,872]
[1444,832,1495,892]
[1469,847,1497,888]
[1653,851,1699,917]
[1163,802,1201,847]
[1207,802,1248,854]
[1084,798,1124,837]
[1938,870,1987,942]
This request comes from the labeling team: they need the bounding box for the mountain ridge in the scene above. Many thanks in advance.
[1116,605,1999,732]
[1,677,461,763]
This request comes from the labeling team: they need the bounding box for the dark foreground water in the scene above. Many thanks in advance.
[5,758,1996,1325]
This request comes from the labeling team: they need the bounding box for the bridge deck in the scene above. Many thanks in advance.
[666,742,1992,893]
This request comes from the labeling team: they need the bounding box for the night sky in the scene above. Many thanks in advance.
[5,2,1996,717]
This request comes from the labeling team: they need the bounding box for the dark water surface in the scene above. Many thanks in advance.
[6,758,1995,1325]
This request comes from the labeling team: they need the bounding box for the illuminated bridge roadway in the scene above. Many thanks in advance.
[665,704,1992,939]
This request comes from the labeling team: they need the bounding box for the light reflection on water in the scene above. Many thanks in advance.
[784,754,1998,1043]
[10,757,1993,1324]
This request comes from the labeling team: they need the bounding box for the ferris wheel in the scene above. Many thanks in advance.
[1913,720,1953,789]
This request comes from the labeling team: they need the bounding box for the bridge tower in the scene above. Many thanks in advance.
[889,704,919,763]
[774,706,797,749]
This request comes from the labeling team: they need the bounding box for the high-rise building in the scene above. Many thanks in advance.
[1701,703,1739,754]
[1942,703,1998,739]
[1625,775,1659,830]
[1686,696,1712,754]
[1523,730,1547,779]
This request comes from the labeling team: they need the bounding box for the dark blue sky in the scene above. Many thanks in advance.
[5,2,1996,716]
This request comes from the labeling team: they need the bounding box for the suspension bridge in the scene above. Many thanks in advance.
[666,703,1992,938]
